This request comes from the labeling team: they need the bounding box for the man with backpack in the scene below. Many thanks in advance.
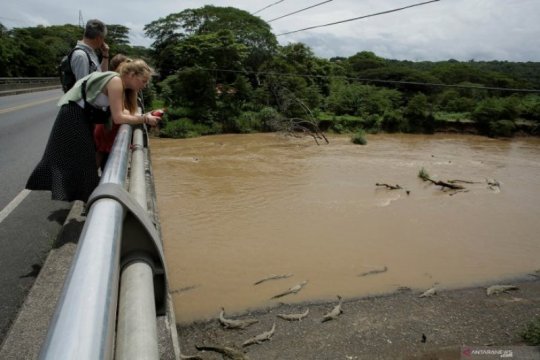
[60,19,109,92]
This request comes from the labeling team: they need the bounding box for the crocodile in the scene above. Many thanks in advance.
[271,280,308,299]
[195,345,249,360]
[486,284,519,296]
[321,295,343,322]
[277,308,309,321]
[254,273,294,285]
[242,322,276,347]
[359,266,388,277]
[419,287,437,298]
[219,307,259,329]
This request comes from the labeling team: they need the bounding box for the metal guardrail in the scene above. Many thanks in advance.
[0,77,60,91]
[38,124,167,360]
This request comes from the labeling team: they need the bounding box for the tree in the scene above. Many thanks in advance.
[144,6,277,77]
[347,51,386,74]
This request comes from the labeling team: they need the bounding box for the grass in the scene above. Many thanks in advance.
[418,167,430,181]
[351,130,367,145]
[521,317,540,345]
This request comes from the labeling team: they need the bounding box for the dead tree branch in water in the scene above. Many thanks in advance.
[418,168,465,190]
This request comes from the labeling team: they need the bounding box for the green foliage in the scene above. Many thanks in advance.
[144,5,277,77]
[230,112,261,133]
[351,129,367,145]
[381,110,407,133]
[255,106,282,131]
[2,14,540,140]
[159,118,220,138]
[521,317,540,345]
[489,120,516,137]
[404,93,435,133]
[0,23,146,77]
[418,167,430,181]
[472,97,521,134]
[326,80,401,117]
[347,51,386,74]
[519,94,540,121]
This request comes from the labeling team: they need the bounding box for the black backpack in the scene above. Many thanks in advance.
[58,46,96,93]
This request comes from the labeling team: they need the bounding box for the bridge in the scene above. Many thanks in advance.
[0,84,180,359]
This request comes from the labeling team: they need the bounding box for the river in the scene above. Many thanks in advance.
[150,133,540,324]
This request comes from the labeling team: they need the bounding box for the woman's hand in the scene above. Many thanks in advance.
[144,113,161,127]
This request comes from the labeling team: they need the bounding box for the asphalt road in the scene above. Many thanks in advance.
[0,89,73,343]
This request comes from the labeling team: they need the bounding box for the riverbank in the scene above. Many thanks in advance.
[176,276,540,360]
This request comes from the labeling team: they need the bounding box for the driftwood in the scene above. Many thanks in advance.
[419,168,465,190]
[424,178,464,190]
[287,118,329,145]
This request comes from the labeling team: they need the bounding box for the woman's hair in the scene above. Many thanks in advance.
[117,59,154,114]
[110,54,128,72]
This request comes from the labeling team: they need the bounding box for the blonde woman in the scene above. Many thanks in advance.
[27,59,161,202]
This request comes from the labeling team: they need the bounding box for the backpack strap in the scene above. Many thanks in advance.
[68,45,96,74]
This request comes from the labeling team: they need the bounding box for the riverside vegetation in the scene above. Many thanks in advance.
[2,6,540,140]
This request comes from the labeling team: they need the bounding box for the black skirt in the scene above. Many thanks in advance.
[26,102,99,202]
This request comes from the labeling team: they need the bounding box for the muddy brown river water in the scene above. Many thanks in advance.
[150,133,540,324]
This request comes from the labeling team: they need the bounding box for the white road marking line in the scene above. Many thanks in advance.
[0,96,60,115]
[0,189,31,224]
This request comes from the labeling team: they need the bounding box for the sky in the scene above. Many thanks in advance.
[2,0,540,62]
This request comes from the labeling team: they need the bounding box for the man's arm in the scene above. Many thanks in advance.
[100,42,109,71]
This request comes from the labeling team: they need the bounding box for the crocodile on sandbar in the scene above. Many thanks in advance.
[219,307,259,329]
[277,308,309,321]
[321,295,343,322]
[486,284,519,296]
[242,322,276,347]
[419,286,437,298]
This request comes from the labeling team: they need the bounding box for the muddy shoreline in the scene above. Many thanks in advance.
[177,276,540,360]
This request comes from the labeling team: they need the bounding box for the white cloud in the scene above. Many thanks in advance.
[2,0,540,61]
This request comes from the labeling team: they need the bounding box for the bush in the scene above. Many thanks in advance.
[489,119,516,137]
[256,107,282,131]
[231,112,262,133]
[351,130,367,145]
[159,118,220,138]
[521,317,540,345]
[381,110,408,133]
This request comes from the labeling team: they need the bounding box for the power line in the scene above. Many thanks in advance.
[267,0,333,23]
[277,0,440,36]
[253,0,286,15]
[196,67,540,93]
